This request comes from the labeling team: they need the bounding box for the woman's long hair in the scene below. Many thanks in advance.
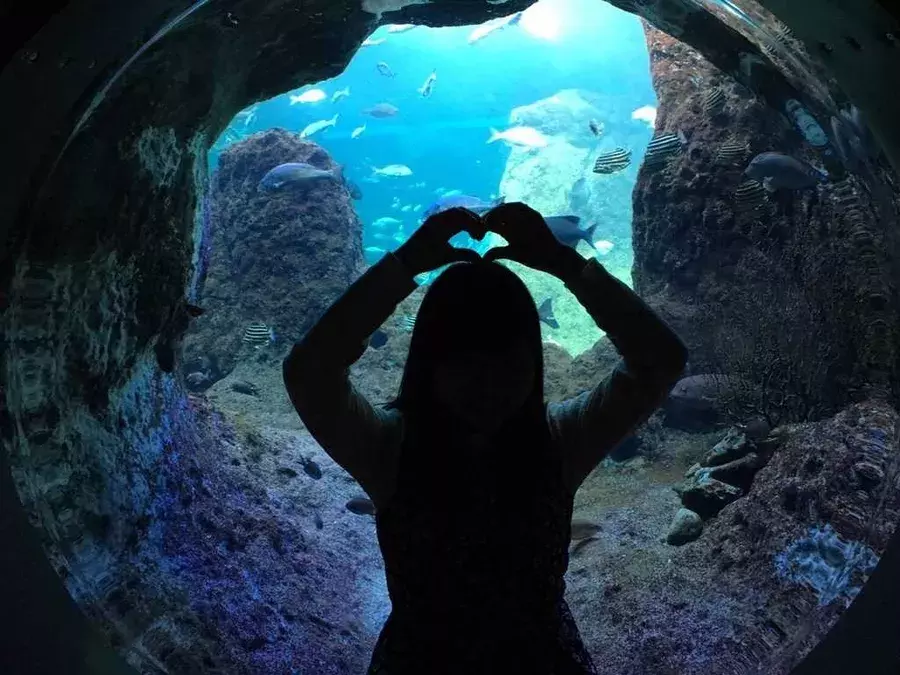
[384,260,553,481]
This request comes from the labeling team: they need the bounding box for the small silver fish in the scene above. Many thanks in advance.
[593,148,632,174]
[704,88,726,114]
[376,61,395,77]
[300,114,339,138]
[643,131,686,167]
[418,69,437,97]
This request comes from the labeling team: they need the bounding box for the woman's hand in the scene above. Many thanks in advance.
[482,202,583,277]
[394,207,487,276]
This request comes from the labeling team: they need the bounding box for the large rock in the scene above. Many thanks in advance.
[675,473,744,519]
[182,129,364,387]
[666,507,704,545]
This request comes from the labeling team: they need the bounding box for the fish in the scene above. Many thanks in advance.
[364,246,388,264]
[372,232,405,247]
[538,298,559,329]
[300,457,323,479]
[243,321,276,347]
[413,204,422,212]
[744,152,828,191]
[589,119,604,137]
[300,114,339,138]
[376,61,395,77]
[369,329,389,349]
[400,315,416,331]
[593,148,632,174]
[467,11,523,44]
[346,497,376,516]
[372,216,403,229]
[231,380,259,396]
[734,179,767,212]
[631,105,657,127]
[704,87,726,114]
[257,162,341,191]
[373,164,413,177]
[331,87,351,103]
[289,89,327,105]
[643,131,686,167]
[235,104,259,127]
[401,205,412,212]
[543,215,599,249]
[487,125,549,149]
[423,194,504,219]
[569,177,590,213]
[773,22,794,43]
[715,139,748,165]
[361,37,386,48]
[351,124,367,139]
[363,102,399,118]
[570,519,602,541]
[345,180,363,200]
[418,69,437,98]
[387,23,416,33]
[594,240,614,255]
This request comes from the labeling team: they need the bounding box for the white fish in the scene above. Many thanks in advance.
[300,114,338,138]
[361,37,386,48]
[373,164,413,177]
[467,12,522,44]
[487,125,549,149]
[290,89,327,105]
[387,24,417,33]
[413,204,422,211]
[401,205,412,212]
[364,246,388,264]
[331,87,351,103]
[372,216,403,228]
[594,240,615,255]
[235,104,259,127]
[351,124,367,139]
[418,69,437,97]
[631,105,657,128]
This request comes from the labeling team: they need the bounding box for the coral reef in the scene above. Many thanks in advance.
[182,129,365,388]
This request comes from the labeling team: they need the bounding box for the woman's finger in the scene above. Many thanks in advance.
[445,247,483,265]
[429,207,484,240]
[483,246,514,263]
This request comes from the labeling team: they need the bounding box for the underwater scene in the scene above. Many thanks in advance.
[4,0,900,674]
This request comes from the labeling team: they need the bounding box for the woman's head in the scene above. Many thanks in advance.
[386,260,545,434]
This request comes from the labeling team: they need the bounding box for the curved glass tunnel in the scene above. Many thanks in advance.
[2,0,900,674]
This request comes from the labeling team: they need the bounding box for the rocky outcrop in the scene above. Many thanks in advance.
[181,129,364,388]
[631,25,900,425]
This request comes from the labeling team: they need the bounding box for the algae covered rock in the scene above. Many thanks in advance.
[666,508,704,545]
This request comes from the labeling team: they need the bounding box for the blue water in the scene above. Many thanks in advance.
[209,0,655,269]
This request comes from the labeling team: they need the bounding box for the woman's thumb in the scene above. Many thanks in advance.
[483,246,513,263]
[447,247,482,265]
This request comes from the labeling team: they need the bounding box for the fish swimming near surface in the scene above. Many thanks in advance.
[589,119,604,137]
[258,162,341,191]
[467,11,523,44]
[300,114,339,138]
[538,298,559,329]
[734,179,768,212]
[346,497,376,516]
[715,139,748,165]
[704,87,726,114]
[361,36,386,48]
[363,102,399,118]
[351,124,367,139]
[243,321,276,347]
[487,125,549,149]
[373,164,413,177]
[369,329,389,349]
[418,69,437,98]
[387,23,417,33]
[423,194,504,219]
[290,89,327,105]
[631,105,657,128]
[643,131,687,167]
[544,215,599,249]
[744,152,828,191]
[300,457,323,479]
[331,87,351,103]
[593,148,632,174]
[376,61,395,77]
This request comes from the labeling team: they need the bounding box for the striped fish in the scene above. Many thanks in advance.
[243,321,274,347]
[593,148,632,174]
[704,88,726,114]
[715,139,748,165]
[734,179,767,212]
[400,315,416,332]
[643,131,686,167]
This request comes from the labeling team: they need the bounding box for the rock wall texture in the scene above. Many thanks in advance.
[182,129,365,388]
[630,24,900,425]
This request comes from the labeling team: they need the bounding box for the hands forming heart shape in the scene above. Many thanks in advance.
[394,202,575,277]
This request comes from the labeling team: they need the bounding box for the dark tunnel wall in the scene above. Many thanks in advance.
[1,0,900,673]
